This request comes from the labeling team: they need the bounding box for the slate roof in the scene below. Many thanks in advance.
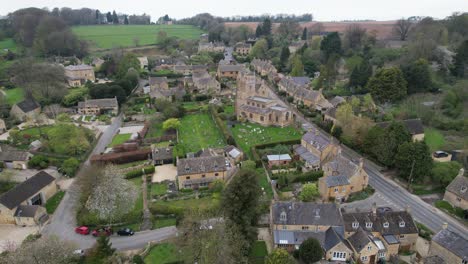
[329,96,346,107]
[424,256,445,264]
[177,156,226,176]
[376,119,424,135]
[445,174,468,201]
[291,77,310,86]
[324,155,359,180]
[65,64,93,71]
[0,171,55,210]
[240,104,272,115]
[78,98,118,109]
[293,145,320,165]
[16,99,40,113]
[432,229,468,259]
[326,175,350,187]
[149,76,168,87]
[272,202,343,226]
[0,150,29,162]
[14,204,39,217]
[342,209,418,235]
[302,130,332,151]
[218,64,243,72]
[273,227,348,251]
[347,228,372,252]
[152,147,173,161]
[267,154,292,162]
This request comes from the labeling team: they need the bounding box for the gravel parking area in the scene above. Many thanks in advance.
[0,225,39,253]
[152,165,177,183]
[119,125,144,134]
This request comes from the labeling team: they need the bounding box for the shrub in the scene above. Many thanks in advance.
[292,171,323,183]
[149,204,184,217]
[125,166,155,179]
[28,155,50,169]
[61,158,80,176]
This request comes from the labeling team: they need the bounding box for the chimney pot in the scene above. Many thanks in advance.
[372,202,377,215]
[442,222,448,230]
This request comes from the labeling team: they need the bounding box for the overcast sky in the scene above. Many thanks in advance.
[1,0,467,21]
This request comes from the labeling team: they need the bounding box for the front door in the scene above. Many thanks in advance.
[369,254,376,264]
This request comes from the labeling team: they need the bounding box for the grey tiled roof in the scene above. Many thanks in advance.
[445,174,468,201]
[14,205,40,217]
[65,64,93,71]
[218,64,243,72]
[347,228,372,252]
[149,76,168,86]
[0,150,29,161]
[177,156,226,176]
[294,145,320,165]
[16,99,40,113]
[291,77,310,86]
[240,105,272,115]
[324,155,359,180]
[326,175,350,187]
[152,147,173,161]
[78,98,118,109]
[0,171,55,210]
[342,209,418,235]
[272,202,343,226]
[432,229,468,259]
[302,130,331,151]
[376,119,424,135]
[273,227,348,251]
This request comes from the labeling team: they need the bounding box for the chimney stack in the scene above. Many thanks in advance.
[442,222,448,230]
[372,202,377,215]
[405,205,411,213]
[359,158,364,169]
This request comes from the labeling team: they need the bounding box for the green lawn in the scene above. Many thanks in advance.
[45,191,65,214]
[72,25,204,50]
[425,128,445,152]
[0,181,17,195]
[182,102,208,111]
[144,243,180,264]
[258,170,273,199]
[152,217,177,229]
[231,122,302,158]
[178,113,225,153]
[249,241,268,264]
[127,177,143,230]
[4,88,24,105]
[151,183,168,196]
[153,196,220,211]
[146,122,164,138]
[111,133,132,146]
[224,105,235,114]
[435,200,465,219]
[0,38,17,53]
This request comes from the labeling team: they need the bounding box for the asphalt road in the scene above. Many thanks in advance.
[42,114,177,250]
[266,83,468,239]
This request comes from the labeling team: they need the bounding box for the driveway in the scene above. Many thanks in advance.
[0,225,39,253]
[152,164,177,183]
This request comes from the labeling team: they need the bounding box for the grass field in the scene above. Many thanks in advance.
[249,241,268,264]
[178,113,225,153]
[45,191,65,214]
[72,25,204,50]
[151,183,167,196]
[0,38,17,53]
[425,128,445,152]
[4,88,24,105]
[111,133,132,146]
[152,217,176,229]
[153,196,220,211]
[231,122,302,158]
[144,243,180,264]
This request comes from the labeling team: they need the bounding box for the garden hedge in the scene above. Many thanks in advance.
[209,105,237,146]
[125,166,156,179]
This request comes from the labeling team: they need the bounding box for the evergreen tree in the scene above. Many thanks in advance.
[255,24,263,37]
[302,27,308,40]
[262,18,272,36]
[299,238,323,264]
[395,141,433,181]
[451,40,468,78]
[106,12,112,23]
[401,59,433,94]
[95,10,101,24]
[279,46,290,70]
[291,55,305,76]
[349,59,372,92]
[366,67,407,103]
[124,15,129,25]
[320,32,342,59]
[112,11,119,24]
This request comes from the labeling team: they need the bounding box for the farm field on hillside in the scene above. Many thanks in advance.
[178,113,225,153]
[0,38,17,54]
[72,25,204,49]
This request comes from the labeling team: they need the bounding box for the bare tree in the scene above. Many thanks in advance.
[394,18,412,41]
[310,22,324,35]
[0,236,78,264]
[344,24,367,50]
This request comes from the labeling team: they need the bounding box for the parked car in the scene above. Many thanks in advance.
[73,249,85,256]
[433,151,449,158]
[92,227,113,237]
[75,226,90,235]
[117,228,135,236]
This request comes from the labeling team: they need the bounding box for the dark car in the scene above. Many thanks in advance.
[433,151,449,158]
[117,228,135,236]
[92,227,113,237]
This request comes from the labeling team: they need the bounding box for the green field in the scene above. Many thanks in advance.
[144,243,180,264]
[45,191,65,214]
[425,128,445,152]
[153,196,220,212]
[4,88,24,105]
[249,241,268,264]
[231,122,302,158]
[72,25,204,50]
[178,113,225,153]
[0,38,17,53]
[110,133,132,146]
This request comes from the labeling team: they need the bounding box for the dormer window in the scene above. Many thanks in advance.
[383,222,389,228]
[352,221,359,229]
[461,186,467,193]
[280,211,287,221]
[367,245,372,251]
[399,221,405,228]
[366,222,373,228]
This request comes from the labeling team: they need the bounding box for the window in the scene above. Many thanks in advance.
[400,235,405,239]
[457,197,462,202]
[366,222,373,228]
[202,175,206,178]
[399,221,405,227]
[462,260,468,264]
[379,252,385,258]
[280,212,287,221]
[215,173,219,176]
[334,188,339,193]
[301,226,309,230]
[383,222,389,228]
[361,256,368,261]
[186,176,190,180]
[260,116,264,121]
[367,245,372,251]
[352,222,359,229]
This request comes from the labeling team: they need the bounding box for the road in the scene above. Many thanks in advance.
[265,83,468,239]
[42,114,177,250]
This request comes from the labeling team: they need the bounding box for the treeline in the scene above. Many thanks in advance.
[223,13,313,23]
[46,7,150,25]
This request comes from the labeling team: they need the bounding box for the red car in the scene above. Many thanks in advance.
[92,227,113,237]
[75,226,90,235]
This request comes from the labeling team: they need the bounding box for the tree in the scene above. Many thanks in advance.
[86,235,116,263]
[451,40,468,78]
[344,24,367,50]
[277,21,300,41]
[320,32,341,59]
[124,15,129,25]
[299,238,323,264]
[61,157,80,176]
[0,235,79,264]
[28,155,49,169]
[349,59,372,91]
[302,27,308,40]
[401,59,433,94]
[250,38,268,59]
[279,46,291,71]
[366,67,407,103]
[162,118,181,131]
[85,165,138,223]
[393,18,412,41]
[255,24,263,37]
[299,183,319,201]
[290,55,305,76]
[432,161,463,187]
[222,169,261,255]
[395,141,433,182]
[265,248,296,264]
[106,12,112,23]
[112,11,119,24]
[262,18,272,36]
[116,53,140,79]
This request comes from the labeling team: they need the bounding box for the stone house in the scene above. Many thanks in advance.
[267,154,292,168]
[149,76,169,90]
[10,98,41,122]
[234,42,252,56]
[64,64,95,87]
[443,168,468,210]
[278,76,332,111]
[250,59,278,81]
[173,64,208,75]
[192,72,221,94]
[342,205,419,258]
[152,146,174,165]
[0,171,57,225]
[376,119,425,142]
[346,228,381,264]
[149,87,186,101]
[270,202,353,262]
[428,227,467,264]
[319,152,368,201]
[217,64,244,79]
[0,148,31,169]
[297,129,339,167]
[224,145,243,163]
[138,56,148,69]
[77,97,119,115]
[176,156,227,190]
[198,42,225,53]
[0,118,6,133]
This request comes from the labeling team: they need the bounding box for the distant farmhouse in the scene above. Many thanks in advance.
[77,97,119,115]
[234,42,252,56]
[10,98,41,122]
[64,64,95,87]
